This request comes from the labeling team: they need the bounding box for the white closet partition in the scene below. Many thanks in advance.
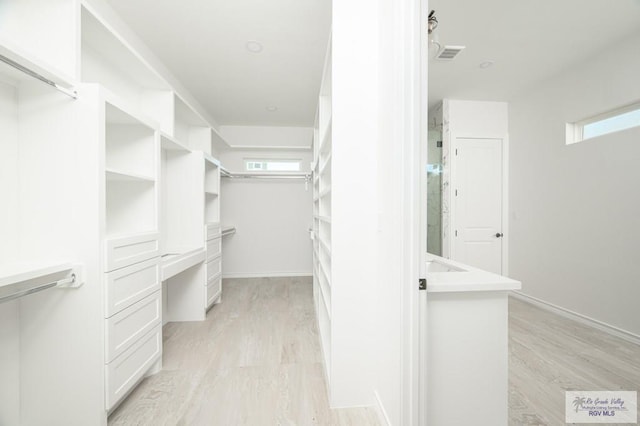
[312,39,333,386]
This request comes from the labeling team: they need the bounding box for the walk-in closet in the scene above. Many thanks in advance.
[0,0,534,424]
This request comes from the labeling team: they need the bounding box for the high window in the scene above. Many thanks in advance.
[245,159,301,172]
[567,102,640,144]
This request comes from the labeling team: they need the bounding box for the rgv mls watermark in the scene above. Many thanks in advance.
[566,391,637,423]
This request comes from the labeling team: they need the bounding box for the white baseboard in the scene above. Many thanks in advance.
[373,391,392,426]
[511,291,640,346]
[222,271,312,279]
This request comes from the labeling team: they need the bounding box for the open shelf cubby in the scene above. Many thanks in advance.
[105,179,156,237]
[204,160,220,195]
[204,193,220,224]
[81,5,173,134]
[105,102,157,180]
[160,137,201,255]
[173,94,209,148]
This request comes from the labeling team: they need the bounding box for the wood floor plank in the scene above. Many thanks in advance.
[110,282,639,425]
[109,277,379,426]
[508,297,640,426]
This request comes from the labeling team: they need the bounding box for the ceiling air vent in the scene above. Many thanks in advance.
[436,45,466,61]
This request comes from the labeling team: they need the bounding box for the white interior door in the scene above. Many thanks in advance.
[453,138,503,274]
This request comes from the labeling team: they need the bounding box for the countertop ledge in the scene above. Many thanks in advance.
[425,254,522,293]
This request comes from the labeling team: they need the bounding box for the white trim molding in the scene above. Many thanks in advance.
[221,271,312,279]
[373,391,392,426]
[511,291,640,346]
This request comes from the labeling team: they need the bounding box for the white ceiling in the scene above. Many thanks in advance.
[106,0,331,127]
[105,0,640,125]
[428,0,640,110]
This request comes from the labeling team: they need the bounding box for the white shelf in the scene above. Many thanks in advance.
[319,187,331,198]
[205,191,219,196]
[0,39,76,93]
[316,215,332,223]
[0,262,74,289]
[106,168,155,182]
[81,5,172,131]
[104,91,158,130]
[319,239,332,257]
[320,117,332,151]
[203,152,221,167]
[160,132,190,152]
[318,273,332,318]
[0,262,82,304]
[161,247,206,281]
[319,152,332,174]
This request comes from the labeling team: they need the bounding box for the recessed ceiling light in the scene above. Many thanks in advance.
[266,106,278,112]
[479,60,495,69]
[246,41,263,53]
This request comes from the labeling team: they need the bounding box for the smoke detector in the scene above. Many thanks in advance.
[435,45,466,61]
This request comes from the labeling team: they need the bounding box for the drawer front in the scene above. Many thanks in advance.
[105,291,162,363]
[206,257,222,281]
[105,325,162,410]
[205,223,221,241]
[206,275,222,308]
[105,232,160,272]
[105,258,160,318]
[206,237,221,261]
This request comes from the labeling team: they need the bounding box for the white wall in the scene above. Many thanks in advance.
[219,129,313,278]
[220,125,313,149]
[509,31,640,337]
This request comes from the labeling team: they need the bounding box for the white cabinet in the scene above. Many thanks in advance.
[104,258,161,318]
[206,274,222,309]
[105,290,162,363]
[105,325,162,410]
[0,1,230,424]
[105,232,160,272]
[206,237,222,261]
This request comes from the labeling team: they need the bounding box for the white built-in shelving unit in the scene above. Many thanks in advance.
[0,1,233,424]
[203,155,223,309]
[312,39,333,387]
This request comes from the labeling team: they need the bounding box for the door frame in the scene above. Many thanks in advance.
[392,0,428,424]
[447,133,510,276]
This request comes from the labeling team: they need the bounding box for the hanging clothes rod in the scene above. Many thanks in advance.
[221,172,311,180]
[221,226,236,237]
[0,265,84,304]
[0,54,78,99]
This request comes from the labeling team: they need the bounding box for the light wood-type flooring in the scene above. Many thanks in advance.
[509,297,640,425]
[109,278,640,425]
[108,277,380,426]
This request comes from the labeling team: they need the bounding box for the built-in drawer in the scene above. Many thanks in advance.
[206,275,222,309]
[105,258,160,318]
[105,291,162,363]
[206,257,222,281]
[205,223,221,241]
[105,232,160,272]
[206,237,221,261]
[105,325,162,410]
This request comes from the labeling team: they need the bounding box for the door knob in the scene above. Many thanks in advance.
[495,232,504,238]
